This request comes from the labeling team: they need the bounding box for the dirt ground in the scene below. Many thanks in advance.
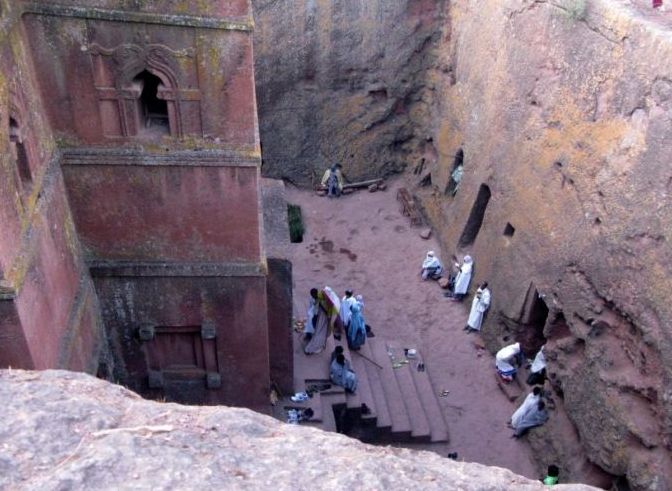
[285,178,538,479]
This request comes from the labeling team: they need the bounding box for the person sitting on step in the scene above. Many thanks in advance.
[330,353,357,393]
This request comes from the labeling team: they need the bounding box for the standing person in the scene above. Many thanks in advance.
[347,297,366,350]
[511,386,542,428]
[527,345,547,385]
[304,287,340,355]
[330,353,358,393]
[340,289,355,331]
[304,288,319,341]
[420,251,443,280]
[452,255,473,300]
[465,282,491,333]
[496,342,523,382]
[321,163,344,198]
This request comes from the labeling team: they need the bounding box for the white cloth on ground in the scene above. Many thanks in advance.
[467,287,491,330]
[511,392,540,428]
[453,256,473,294]
[496,342,521,374]
[531,346,546,373]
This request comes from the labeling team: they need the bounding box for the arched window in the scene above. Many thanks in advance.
[9,116,32,185]
[133,70,170,137]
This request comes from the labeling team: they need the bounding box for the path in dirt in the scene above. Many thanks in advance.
[285,178,537,479]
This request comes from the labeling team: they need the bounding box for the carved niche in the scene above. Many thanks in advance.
[88,40,202,139]
[7,85,36,199]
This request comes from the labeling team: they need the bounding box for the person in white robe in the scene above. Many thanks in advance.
[340,289,356,329]
[452,255,473,300]
[496,342,523,381]
[304,288,318,340]
[330,353,357,393]
[421,251,443,280]
[465,282,491,332]
[510,386,542,428]
[526,345,548,385]
[513,400,549,438]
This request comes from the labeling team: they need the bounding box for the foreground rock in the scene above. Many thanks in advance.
[0,370,596,490]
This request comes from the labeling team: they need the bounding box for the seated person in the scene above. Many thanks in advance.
[511,386,542,428]
[541,465,560,486]
[513,400,549,438]
[330,353,357,393]
[320,164,344,197]
[496,342,523,382]
[421,251,443,280]
[330,345,344,365]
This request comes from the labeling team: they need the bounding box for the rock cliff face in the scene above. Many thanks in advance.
[252,0,672,489]
[421,1,672,489]
[252,0,446,185]
[0,370,597,490]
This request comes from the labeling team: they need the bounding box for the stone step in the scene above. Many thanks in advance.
[282,390,324,423]
[319,392,346,433]
[386,343,431,441]
[358,339,392,430]
[495,371,524,401]
[368,338,412,437]
[408,353,450,443]
[348,345,378,423]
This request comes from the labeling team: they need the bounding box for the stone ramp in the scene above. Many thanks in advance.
[291,328,449,443]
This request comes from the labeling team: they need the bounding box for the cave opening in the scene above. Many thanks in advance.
[458,183,490,247]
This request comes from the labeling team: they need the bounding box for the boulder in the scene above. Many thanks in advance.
[420,228,432,239]
[0,370,597,491]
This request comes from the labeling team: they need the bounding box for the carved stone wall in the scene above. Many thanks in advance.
[416,1,672,488]
[0,0,286,410]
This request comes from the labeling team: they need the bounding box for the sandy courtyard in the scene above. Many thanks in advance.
[284,178,537,479]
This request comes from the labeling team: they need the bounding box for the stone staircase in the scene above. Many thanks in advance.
[287,330,449,444]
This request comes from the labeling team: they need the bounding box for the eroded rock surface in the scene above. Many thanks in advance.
[0,370,597,490]
[252,0,446,185]
[418,1,672,489]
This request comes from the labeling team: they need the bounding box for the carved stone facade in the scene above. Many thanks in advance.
[0,0,291,410]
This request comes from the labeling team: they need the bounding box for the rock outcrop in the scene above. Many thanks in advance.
[0,370,597,490]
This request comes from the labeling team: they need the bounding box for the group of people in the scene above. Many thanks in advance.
[421,249,553,445]
[303,286,369,393]
[420,251,491,333]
